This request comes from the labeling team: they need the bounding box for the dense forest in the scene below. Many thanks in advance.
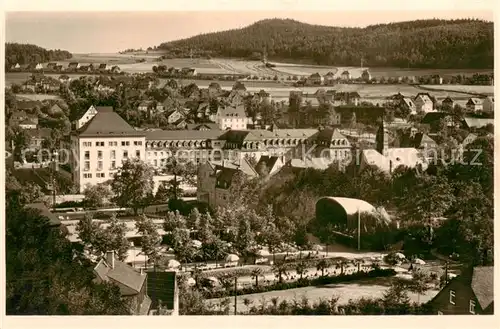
[5,43,73,67]
[158,18,494,69]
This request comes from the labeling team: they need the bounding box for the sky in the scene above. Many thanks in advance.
[6,10,495,54]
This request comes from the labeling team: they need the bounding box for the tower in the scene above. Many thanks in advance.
[375,120,389,156]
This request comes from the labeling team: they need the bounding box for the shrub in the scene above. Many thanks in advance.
[200,266,272,280]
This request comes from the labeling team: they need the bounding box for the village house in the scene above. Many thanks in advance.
[181,68,197,77]
[18,118,38,130]
[67,62,80,70]
[215,105,252,130]
[466,98,483,112]
[441,96,455,110]
[110,65,121,74]
[307,73,324,85]
[340,70,351,81]
[47,103,65,116]
[333,92,361,106]
[98,63,109,71]
[400,97,417,115]
[414,93,434,113]
[73,105,99,129]
[197,158,259,209]
[463,117,494,130]
[482,96,494,113]
[324,71,336,85]
[255,89,272,103]
[46,62,58,70]
[11,63,21,70]
[360,121,427,174]
[361,69,371,82]
[208,82,222,97]
[26,128,52,150]
[59,75,71,84]
[35,63,44,70]
[93,251,152,315]
[428,266,493,315]
[254,155,285,177]
[165,109,187,127]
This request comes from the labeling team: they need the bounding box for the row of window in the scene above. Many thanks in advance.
[84,150,141,160]
[82,140,143,147]
[447,290,476,314]
[83,172,107,179]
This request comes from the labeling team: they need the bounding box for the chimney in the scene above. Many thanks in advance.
[106,251,115,269]
[140,267,144,275]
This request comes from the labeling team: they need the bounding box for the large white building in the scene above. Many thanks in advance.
[70,108,352,193]
[70,107,147,192]
[214,105,252,130]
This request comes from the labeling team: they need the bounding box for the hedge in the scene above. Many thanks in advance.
[203,268,396,299]
[199,266,273,280]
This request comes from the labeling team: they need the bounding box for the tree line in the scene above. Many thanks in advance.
[5,43,73,68]
[158,18,493,69]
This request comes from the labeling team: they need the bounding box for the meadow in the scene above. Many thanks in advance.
[420,84,494,95]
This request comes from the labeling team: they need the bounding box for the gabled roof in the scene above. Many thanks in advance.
[463,117,494,128]
[471,266,494,310]
[94,257,147,296]
[146,129,221,141]
[402,97,416,109]
[316,128,349,143]
[255,155,280,176]
[186,123,220,131]
[442,96,454,103]
[25,203,61,227]
[421,111,454,124]
[310,72,322,78]
[76,107,145,137]
[218,130,261,144]
[467,98,483,105]
[218,105,247,117]
[341,70,350,75]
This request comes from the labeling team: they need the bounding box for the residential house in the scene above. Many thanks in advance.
[397,128,438,150]
[48,103,65,116]
[42,80,61,92]
[11,63,21,70]
[68,62,80,70]
[215,105,252,130]
[181,68,197,76]
[46,62,57,70]
[232,81,247,93]
[340,71,351,81]
[26,128,52,150]
[333,92,360,106]
[197,158,258,209]
[9,110,38,127]
[255,89,272,103]
[254,155,284,177]
[98,63,109,71]
[361,69,371,82]
[166,109,187,126]
[431,75,443,85]
[186,123,220,131]
[22,81,37,92]
[482,96,494,113]
[110,65,121,74]
[138,101,155,115]
[315,128,352,164]
[360,121,427,174]
[466,98,483,112]
[307,73,324,85]
[70,107,147,192]
[93,251,151,315]
[35,63,44,70]
[414,93,434,113]
[59,75,71,84]
[421,112,464,133]
[441,97,455,110]
[400,97,417,115]
[74,105,99,129]
[226,90,246,106]
[427,266,493,315]
[208,82,222,97]
[335,106,385,127]
[324,72,336,85]
[54,64,63,71]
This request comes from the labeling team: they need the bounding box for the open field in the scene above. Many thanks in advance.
[369,67,493,78]
[15,94,61,101]
[420,84,494,95]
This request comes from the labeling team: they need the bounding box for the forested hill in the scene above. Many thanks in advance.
[5,43,73,67]
[158,18,494,69]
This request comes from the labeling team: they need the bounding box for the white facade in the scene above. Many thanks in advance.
[71,135,146,192]
[482,97,494,113]
[414,95,434,113]
[76,106,98,129]
[215,106,252,130]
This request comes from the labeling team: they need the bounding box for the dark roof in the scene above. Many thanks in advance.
[98,63,107,69]
[255,155,279,176]
[26,128,52,139]
[399,132,436,148]
[146,129,221,141]
[442,96,454,103]
[17,100,41,110]
[186,123,220,131]
[216,167,239,189]
[316,128,347,142]
[94,257,147,296]
[76,108,145,138]
[146,271,176,310]
[421,111,453,124]
[218,130,261,144]
[25,203,61,227]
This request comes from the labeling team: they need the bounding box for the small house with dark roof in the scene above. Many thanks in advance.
[197,158,258,208]
[98,63,109,71]
[307,72,324,85]
[255,155,284,177]
[441,96,455,109]
[68,62,80,69]
[324,71,336,84]
[25,202,62,228]
[466,98,483,112]
[341,70,351,81]
[428,266,493,314]
[361,69,371,82]
[70,107,146,192]
[93,251,152,315]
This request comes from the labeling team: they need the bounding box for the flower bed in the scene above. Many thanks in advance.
[199,266,272,279]
[203,268,396,299]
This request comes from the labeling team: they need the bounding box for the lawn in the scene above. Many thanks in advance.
[16,93,62,101]
[207,276,440,313]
